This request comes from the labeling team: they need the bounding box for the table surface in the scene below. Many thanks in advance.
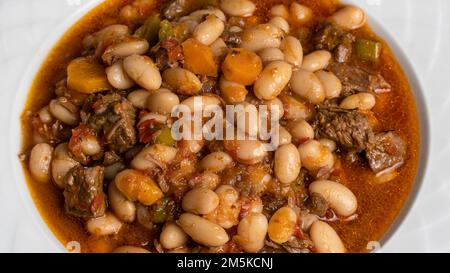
[1,0,450,252]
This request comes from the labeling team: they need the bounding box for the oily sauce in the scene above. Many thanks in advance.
[20,0,420,252]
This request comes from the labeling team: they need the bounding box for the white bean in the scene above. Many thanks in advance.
[112,246,150,253]
[330,6,366,30]
[127,89,151,109]
[86,212,122,236]
[220,0,256,17]
[302,50,332,72]
[180,95,221,113]
[109,182,136,223]
[210,38,228,59]
[162,67,202,95]
[298,140,334,173]
[290,2,313,25]
[200,151,233,172]
[38,106,53,124]
[51,159,78,188]
[269,4,289,19]
[258,48,285,64]
[268,207,297,244]
[290,69,325,104]
[51,143,79,188]
[339,93,376,110]
[106,60,135,90]
[269,16,290,33]
[272,126,292,146]
[147,89,180,115]
[310,221,346,253]
[315,70,342,99]
[235,213,268,253]
[178,213,229,247]
[160,222,189,250]
[193,15,225,45]
[102,37,149,65]
[131,144,178,171]
[241,24,283,52]
[254,61,292,100]
[280,36,303,67]
[224,139,268,165]
[83,24,130,49]
[274,143,301,184]
[123,55,161,91]
[287,120,314,144]
[309,180,357,217]
[29,143,53,183]
[182,188,220,215]
[48,98,79,126]
[319,139,337,152]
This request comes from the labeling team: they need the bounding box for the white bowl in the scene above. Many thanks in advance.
[6,0,432,252]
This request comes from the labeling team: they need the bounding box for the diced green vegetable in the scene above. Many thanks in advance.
[135,13,162,46]
[150,197,176,223]
[356,38,382,62]
[159,20,176,41]
[154,125,176,147]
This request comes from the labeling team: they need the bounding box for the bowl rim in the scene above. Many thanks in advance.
[8,0,430,253]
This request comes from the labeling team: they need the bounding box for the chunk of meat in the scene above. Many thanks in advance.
[366,132,406,173]
[329,63,392,96]
[81,92,137,154]
[306,192,328,217]
[314,23,355,63]
[63,165,106,218]
[314,108,373,151]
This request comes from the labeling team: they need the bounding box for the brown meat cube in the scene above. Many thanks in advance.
[63,165,106,218]
[366,132,407,173]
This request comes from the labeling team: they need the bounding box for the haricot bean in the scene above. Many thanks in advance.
[274,143,301,184]
[235,213,268,252]
[220,0,256,17]
[182,188,220,215]
[123,55,161,91]
[200,151,234,172]
[29,143,54,183]
[268,207,297,244]
[310,221,346,253]
[309,180,358,217]
[330,6,366,30]
[254,61,292,100]
[177,213,229,247]
[160,222,189,250]
[86,212,123,236]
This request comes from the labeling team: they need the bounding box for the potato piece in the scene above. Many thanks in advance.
[182,38,218,77]
[67,57,111,94]
[222,48,262,85]
[115,169,163,206]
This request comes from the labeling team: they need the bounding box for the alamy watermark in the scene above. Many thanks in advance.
[169,97,282,152]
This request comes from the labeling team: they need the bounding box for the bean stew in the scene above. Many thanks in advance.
[20,0,420,253]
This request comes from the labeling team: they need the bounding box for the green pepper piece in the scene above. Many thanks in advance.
[135,13,162,46]
[153,125,176,147]
[356,38,382,62]
[151,197,176,223]
[159,20,175,41]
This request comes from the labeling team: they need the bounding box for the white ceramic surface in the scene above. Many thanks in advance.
[0,0,449,253]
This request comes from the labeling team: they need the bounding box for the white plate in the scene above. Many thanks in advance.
[0,0,448,253]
